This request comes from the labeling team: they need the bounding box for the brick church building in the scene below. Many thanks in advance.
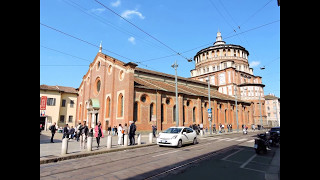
[76,32,266,133]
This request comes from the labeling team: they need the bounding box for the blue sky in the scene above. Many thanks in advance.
[40,0,280,97]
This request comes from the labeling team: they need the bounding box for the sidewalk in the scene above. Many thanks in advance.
[40,129,268,164]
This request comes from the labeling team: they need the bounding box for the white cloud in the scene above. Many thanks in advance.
[121,9,145,19]
[128,36,136,44]
[89,8,105,14]
[250,61,260,67]
[111,0,121,7]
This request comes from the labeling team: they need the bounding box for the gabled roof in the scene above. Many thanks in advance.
[40,84,78,94]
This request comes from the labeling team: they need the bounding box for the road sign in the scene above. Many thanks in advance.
[208,108,212,113]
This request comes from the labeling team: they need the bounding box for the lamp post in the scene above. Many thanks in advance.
[207,75,212,135]
[171,60,179,127]
[235,86,239,132]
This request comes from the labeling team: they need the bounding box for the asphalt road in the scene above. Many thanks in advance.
[40,131,279,180]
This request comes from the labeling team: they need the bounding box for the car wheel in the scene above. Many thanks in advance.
[177,139,182,148]
[193,137,197,145]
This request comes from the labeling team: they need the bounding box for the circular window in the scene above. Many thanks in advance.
[166,98,170,105]
[141,96,146,102]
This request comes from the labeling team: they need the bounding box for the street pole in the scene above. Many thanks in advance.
[171,60,179,127]
[208,75,212,135]
[259,94,263,129]
[235,86,239,133]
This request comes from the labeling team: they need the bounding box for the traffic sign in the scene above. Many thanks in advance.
[208,108,212,113]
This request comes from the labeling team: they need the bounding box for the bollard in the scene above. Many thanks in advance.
[107,135,112,149]
[138,134,141,145]
[149,133,153,144]
[200,130,203,136]
[61,138,68,155]
[124,134,128,147]
[87,137,93,151]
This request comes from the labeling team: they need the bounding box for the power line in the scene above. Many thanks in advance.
[62,0,171,54]
[40,45,91,63]
[93,0,191,62]
[40,22,159,71]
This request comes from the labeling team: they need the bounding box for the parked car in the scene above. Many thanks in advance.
[157,126,197,148]
[269,126,280,136]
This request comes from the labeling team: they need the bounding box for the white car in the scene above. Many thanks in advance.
[157,126,198,147]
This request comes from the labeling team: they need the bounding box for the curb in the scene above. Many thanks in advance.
[40,143,157,165]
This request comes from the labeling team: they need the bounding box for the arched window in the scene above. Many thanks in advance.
[193,107,196,123]
[150,103,155,121]
[105,97,111,118]
[134,102,139,122]
[79,104,82,120]
[117,93,124,117]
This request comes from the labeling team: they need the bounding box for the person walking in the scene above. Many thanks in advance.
[117,124,123,145]
[129,121,136,145]
[62,124,69,139]
[152,125,157,138]
[115,126,118,136]
[123,123,128,145]
[69,126,75,140]
[49,122,57,143]
[108,126,111,135]
[79,121,89,149]
[95,121,104,148]
[76,123,82,142]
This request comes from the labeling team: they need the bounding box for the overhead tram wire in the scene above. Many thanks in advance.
[62,0,172,54]
[93,0,191,62]
[40,22,159,72]
[137,20,279,63]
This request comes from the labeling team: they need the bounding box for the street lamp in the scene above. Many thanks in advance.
[171,60,179,127]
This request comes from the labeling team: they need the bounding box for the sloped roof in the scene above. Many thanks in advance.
[134,76,249,104]
[40,84,78,94]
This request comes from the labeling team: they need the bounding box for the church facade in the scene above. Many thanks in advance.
[76,33,266,133]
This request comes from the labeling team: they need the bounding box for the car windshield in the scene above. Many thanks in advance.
[162,128,183,134]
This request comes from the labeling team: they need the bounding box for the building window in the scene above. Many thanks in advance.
[134,102,139,122]
[61,99,66,107]
[105,97,111,118]
[95,78,101,95]
[117,93,124,117]
[70,100,74,108]
[193,107,196,123]
[150,103,154,122]
[47,98,56,106]
[68,116,73,123]
[60,115,65,123]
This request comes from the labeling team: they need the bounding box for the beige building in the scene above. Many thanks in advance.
[40,84,78,130]
[264,93,280,127]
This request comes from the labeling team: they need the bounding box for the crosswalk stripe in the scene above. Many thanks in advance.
[236,138,247,141]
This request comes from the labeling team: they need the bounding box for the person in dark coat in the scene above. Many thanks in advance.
[129,121,136,145]
[62,124,69,139]
[49,122,57,143]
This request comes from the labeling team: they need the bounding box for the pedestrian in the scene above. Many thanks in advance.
[123,123,128,145]
[112,126,114,136]
[49,122,57,143]
[40,124,43,135]
[108,126,111,135]
[62,124,69,139]
[129,121,136,145]
[115,126,118,136]
[95,121,104,148]
[79,121,89,149]
[152,125,157,138]
[117,124,123,145]
[213,123,216,133]
[76,123,82,141]
[252,124,255,131]
[69,126,75,140]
